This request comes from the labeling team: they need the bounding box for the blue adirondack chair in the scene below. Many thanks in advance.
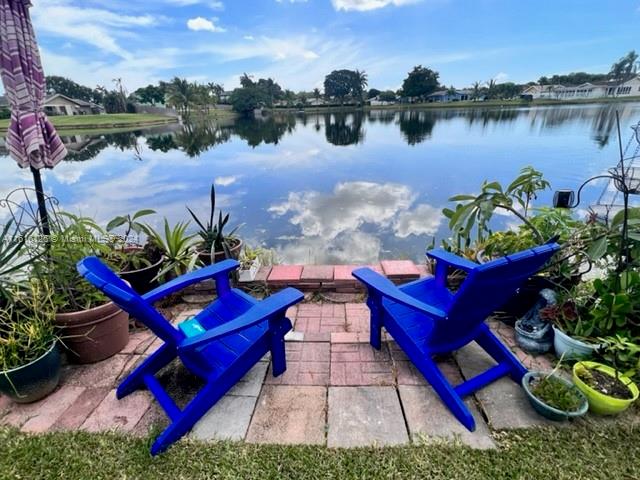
[77,257,303,455]
[352,243,560,431]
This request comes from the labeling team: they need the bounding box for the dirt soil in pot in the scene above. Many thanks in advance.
[578,369,634,400]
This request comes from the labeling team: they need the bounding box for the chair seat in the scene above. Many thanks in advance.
[197,322,269,375]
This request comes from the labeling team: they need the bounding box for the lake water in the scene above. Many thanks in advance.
[2,103,640,264]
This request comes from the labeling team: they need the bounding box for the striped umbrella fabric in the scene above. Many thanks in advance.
[0,0,66,169]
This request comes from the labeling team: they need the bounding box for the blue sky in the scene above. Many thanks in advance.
[28,0,640,93]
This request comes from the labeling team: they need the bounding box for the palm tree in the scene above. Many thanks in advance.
[472,81,481,100]
[313,87,321,101]
[166,77,193,116]
[240,73,254,88]
[207,82,224,104]
[353,70,368,102]
[486,79,496,99]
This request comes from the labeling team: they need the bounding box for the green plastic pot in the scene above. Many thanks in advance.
[573,361,639,415]
[0,341,61,403]
[521,371,589,421]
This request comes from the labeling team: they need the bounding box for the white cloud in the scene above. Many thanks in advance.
[243,35,255,40]
[332,0,421,11]
[201,35,318,62]
[493,72,509,83]
[40,47,182,91]
[394,203,443,238]
[214,175,240,186]
[268,181,444,264]
[166,0,224,8]
[269,181,415,239]
[31,1,159,59]
[187,17,225,32]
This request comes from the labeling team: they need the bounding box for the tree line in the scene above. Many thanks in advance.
[31,50,639,117]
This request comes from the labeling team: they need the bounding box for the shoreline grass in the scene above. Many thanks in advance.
[269,95,640,114]
[1,423,639,479]
[0,113,178,132]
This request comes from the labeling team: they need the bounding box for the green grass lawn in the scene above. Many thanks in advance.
[0,113,176,131]
[1,424,638,479]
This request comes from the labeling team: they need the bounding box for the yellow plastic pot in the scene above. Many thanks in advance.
[572,361,639,415]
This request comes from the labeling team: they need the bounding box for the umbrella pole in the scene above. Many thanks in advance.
[30,166,50,237]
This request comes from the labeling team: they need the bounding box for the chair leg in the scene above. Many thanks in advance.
[117,343,176,399]
[270,323,287,378]
[475,324,527,382]
[367,296,382,350]
[150,371,234,455]
[414,355,476,431]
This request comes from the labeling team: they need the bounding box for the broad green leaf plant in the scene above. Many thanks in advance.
[444,166,550,252]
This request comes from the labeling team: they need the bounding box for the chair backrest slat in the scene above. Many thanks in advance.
[435,244,559,342]
[77,257,183,345]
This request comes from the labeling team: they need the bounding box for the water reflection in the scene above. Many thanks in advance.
[4,103,635,162]
[323,112,365,146]
[268,181,443,264]
[2,103,640,264]
[397,110,435,145]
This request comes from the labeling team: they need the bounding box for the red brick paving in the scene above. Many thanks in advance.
[267,265,304,283]
[300,265,334,282]
[53,387,110,431]
[330,343,394,386]
[265,342,331,386]
[0,298,568,444]
[120,330,153,355]
[81,389,152,433]
[1,385,84,432]
[60,354,129,388]
[380,260,421,279]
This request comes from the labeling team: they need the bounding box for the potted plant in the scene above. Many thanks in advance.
[238,246,276,282]
[538,283,601,359]
[521,367,589,421]
[0,279,60,403]
[573,361,639,415]
[187,183,242,265]
[105,209,164,294]
[37,212,129,364]
[0,220,35,310]
[142,218,199,280]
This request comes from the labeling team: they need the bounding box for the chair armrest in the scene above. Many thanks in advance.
[352,268,446,319]
[143,259,239,304]
[178,287,304,351]
[426,249,478,272]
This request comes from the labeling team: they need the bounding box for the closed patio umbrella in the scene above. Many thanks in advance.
[0,0,67,235]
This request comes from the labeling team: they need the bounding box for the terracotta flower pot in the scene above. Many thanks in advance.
[197,238,243,265]
[55,301,129,364]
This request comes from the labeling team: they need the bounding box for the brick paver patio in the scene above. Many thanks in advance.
[2,296,636,449]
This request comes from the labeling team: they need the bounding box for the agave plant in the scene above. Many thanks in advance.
[143,219,199,280]
[186,183,241,261]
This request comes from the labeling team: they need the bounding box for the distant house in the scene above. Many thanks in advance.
[43,93,104,116]
[426,90,469,102]
[218,91,233,104]
[522,75,640,100]
[369,95,396,106]
[307,98,327,106]
[520,84,564,99]
[0,95,8,108]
